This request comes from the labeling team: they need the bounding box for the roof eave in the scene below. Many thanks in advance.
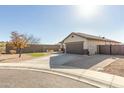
[59,32,121,44]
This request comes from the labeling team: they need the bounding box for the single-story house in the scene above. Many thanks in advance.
[60,32,121,55]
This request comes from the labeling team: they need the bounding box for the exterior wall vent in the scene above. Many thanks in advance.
[71,35,74,38]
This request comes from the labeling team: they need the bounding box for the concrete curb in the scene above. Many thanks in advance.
[0,63,123,88]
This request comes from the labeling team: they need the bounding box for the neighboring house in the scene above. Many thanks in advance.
[60,32,121,55]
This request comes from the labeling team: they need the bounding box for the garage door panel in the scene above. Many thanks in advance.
[66,42,85,54]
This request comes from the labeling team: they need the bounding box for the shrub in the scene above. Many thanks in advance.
[9,50,16,54]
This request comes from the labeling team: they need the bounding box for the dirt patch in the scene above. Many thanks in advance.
[103,59,124,77]
[0,54,33,63]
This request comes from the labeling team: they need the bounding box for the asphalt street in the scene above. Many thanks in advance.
[0,69,95,88]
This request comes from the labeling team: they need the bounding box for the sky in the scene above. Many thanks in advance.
[0,5,124,44]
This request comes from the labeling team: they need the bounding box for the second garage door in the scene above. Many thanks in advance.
[65,41,87,54]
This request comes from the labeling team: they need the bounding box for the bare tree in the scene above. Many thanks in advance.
[9,31,40,58]
[24,34,40,44]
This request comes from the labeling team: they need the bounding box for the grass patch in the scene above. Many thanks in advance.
[27,53,49,57]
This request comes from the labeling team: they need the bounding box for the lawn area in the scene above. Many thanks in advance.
[27,52,50,57]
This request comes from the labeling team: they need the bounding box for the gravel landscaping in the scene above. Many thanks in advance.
[0,54,33,63]
[103,58,124,77]
[0,53,50,63]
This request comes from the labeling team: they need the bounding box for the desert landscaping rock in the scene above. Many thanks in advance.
[103,58,124,77]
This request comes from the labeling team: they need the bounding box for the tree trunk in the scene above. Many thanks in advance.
[19,48,22,58]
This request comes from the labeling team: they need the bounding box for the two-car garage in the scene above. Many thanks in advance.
[65,41,88,54]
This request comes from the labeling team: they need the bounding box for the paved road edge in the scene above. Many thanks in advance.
[0,63,123,88]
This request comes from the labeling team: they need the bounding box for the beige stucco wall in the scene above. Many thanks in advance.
[87,39,120,55]
[87,39,105,55]
[63,34,88,49]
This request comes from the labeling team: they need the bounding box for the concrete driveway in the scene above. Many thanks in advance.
[50,54,114,69]
[21,53,117,70]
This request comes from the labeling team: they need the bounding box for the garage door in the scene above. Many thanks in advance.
[66,42,86,54]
